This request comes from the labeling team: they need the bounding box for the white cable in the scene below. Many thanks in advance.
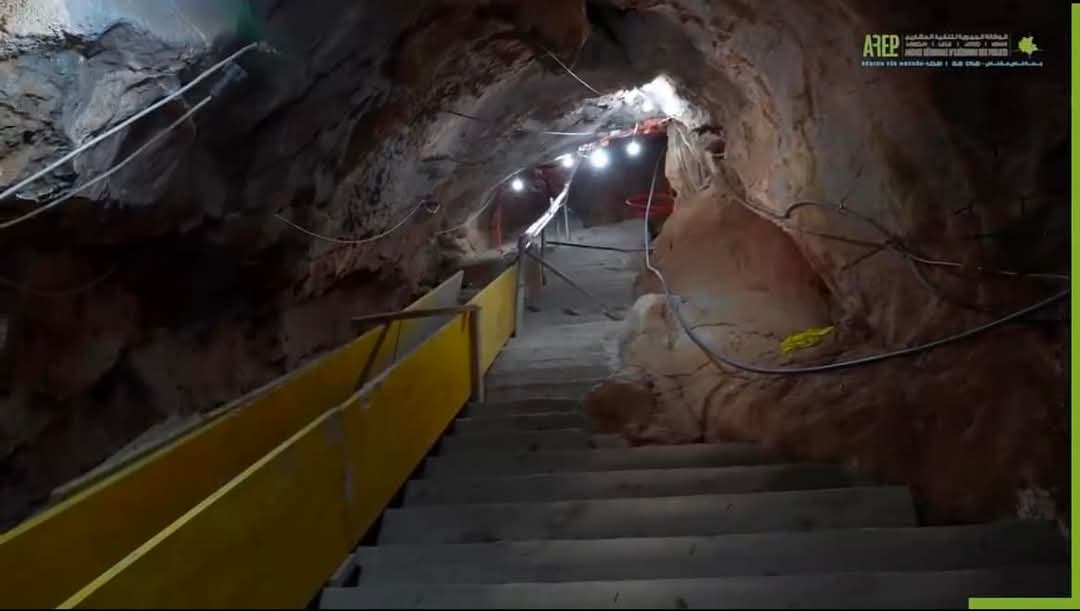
[274,199,431,245]
[0,96,214,230]
[545,50,602,96]
[0,42,259,202]
[435,169,522,237]
[729,191,1069,283]
[903,252,1068,281]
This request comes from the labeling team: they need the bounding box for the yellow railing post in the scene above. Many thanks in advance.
[467,307,485,405]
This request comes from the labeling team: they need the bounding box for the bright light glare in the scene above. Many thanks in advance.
[589,148,610,169]
[510,177,525,192]
[641,99,656,113]
[626,140,642,157]
[559,154,575,168]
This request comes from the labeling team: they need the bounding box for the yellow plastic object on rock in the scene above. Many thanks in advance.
[780,326,834,355]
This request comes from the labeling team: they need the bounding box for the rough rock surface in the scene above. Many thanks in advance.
[589,163,1067,524]
[585,1,1067,524]
[0,0,1068,528]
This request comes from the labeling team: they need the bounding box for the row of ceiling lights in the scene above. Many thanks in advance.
[509,91,659,192]
[510,138,645,192]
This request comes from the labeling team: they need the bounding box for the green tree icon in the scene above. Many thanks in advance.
[1018,36,1039,56]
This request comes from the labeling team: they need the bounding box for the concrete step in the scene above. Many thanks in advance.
[453,412,589,434]
[405,463,871,506]
[499,338,619,356]
[497,322,622,354]
[526,282,636,310]
[424,443,783,478]
[354,521,1067,584]
[485,367,611,388]
[502,319,624,340]
[590,433,629,448]
[485,381,601,402]
[321,566,1069,609]
[440,429,590,454]
[491,348,612,367]
[520,309,625,327]
[468,398,583,417]
[378,487,916,544]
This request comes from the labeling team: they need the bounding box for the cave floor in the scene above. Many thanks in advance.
[319,220,1068,608]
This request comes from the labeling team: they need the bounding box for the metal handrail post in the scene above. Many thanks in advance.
[345,305,482,407]
[466,308,485,405]
[513,235,527,337]
[563,202,570,240]
[539,216,547,287]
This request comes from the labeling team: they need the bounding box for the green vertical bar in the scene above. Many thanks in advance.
[1067,2,1080,604]
[969,6,1078,609]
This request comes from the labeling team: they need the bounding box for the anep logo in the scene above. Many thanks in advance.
[863,34,900,58]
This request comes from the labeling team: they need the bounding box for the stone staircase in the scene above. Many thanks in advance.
[320,221,1067,608]
[319,323,1067,608]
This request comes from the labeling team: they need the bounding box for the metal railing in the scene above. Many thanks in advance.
[513,175,574,334]
[349,305,484,405]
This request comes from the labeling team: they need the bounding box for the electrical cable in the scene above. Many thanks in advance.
[0,96,215,230]
[274,198,434,245]
[523,250,620,321]
[437,103,624,238]
[441,109,495,123]
[734,191,1068,283]
[0,43,260,203]
[544,50,602,96]
[435,167,530,237]
[904,251,1068,281]
[546,240,651,253]
[532,129,598,137]
[718,154,1067,317]
[641,157,1069,375]
[0,265,117,297]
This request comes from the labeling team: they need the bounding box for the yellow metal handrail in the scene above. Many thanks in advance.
[0,265,517,608]
[57,267,518,607]
[347,305,485,406]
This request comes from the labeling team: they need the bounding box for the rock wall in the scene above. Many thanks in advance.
[589,150,1067,522]
[0,0,1068,528]
[587,0,1068,524]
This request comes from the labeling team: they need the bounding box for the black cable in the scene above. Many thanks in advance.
[742,192,1068,283]
[523,249,620,321]
[546,240,651,253]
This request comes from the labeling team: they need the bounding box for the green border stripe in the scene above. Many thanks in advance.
[970,5,1078,609]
